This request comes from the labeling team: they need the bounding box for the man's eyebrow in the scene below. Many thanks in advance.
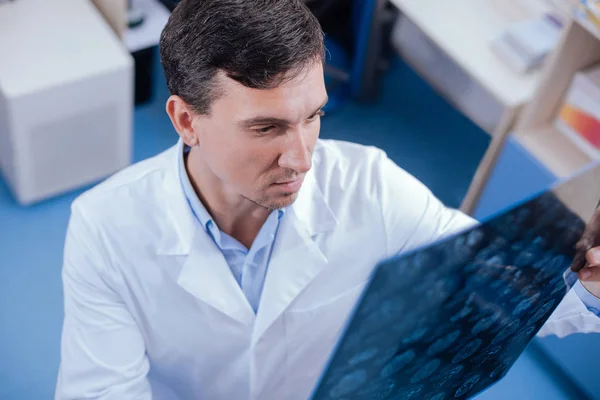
[309,96,329,117]
[238,116,290,127]
[239,96,329,127]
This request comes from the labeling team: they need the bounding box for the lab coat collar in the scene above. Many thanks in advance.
[158,139,339,328]
[158,139,198,255]
[289,158,338,237]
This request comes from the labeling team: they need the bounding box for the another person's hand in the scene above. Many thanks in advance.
[571,207,600,297]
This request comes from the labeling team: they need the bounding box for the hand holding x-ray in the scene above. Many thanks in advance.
[572,204,600,296]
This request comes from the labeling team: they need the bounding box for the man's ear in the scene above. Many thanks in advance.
[166,95,200,147]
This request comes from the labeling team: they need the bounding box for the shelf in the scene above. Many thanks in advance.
[515,124,594,178]
[574,6,600,43]
[389,0,543,108]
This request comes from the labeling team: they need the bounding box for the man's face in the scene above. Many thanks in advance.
[191,62,327,210]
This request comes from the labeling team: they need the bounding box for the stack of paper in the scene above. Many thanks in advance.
[490,15,562,74]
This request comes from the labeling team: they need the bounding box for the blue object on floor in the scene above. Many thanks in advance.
[473,136,557,222]
[350,0,377,97]
[0,52,582,400]
[323,36,351,114]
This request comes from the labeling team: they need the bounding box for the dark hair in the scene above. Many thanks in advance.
[159,0,326,115]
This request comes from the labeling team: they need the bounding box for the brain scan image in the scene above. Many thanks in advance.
[528,299,556,324]
[472,345,502,367]
[454,374,482,398]
[355,378,397,399]
[429,392,449,400]
[512,293,541,317]
[311,188,588,400]
[491,319,521,345]
[348,347,379,366]
[452,339,483,364]
[426,330,461,356]
[380,350,416,379]
[434,364,465,388]
[395,384,424,400]
[327,369,367,398]
[471,312,500,335]
[409,358,441,383]
[399,327,429,344]
[450,305,473,323]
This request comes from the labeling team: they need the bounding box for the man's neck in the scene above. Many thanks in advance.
[204,198,271,249]
[186,151,270,249]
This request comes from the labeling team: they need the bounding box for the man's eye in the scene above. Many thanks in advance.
[308,110,326,121]
[253,125,276,134]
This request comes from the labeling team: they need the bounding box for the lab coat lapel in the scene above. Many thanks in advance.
[177,228,255,326]
[254,170,338,340]
[158,140,254,325]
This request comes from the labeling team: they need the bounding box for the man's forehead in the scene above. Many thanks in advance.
[212,66,327,114]
[215,63,324,92]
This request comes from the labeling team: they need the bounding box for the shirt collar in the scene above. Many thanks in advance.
[178,144,218,232]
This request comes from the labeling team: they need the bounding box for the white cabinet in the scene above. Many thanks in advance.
[0,0,134,205]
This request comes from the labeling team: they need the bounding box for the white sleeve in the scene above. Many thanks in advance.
[377,153,476,258]
[55,204,152,400]
[538,282,600,338]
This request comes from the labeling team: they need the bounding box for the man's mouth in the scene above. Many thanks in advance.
[272,176,304,192]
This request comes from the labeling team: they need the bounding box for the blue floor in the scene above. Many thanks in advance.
[0,56,575,399]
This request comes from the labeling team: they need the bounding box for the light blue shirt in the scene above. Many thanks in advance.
[574,280,600,316]
[179,145,284,313]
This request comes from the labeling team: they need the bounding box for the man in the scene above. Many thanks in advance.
[55,0,600,399]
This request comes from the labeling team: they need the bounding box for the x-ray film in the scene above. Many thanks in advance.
[310,164,600,400]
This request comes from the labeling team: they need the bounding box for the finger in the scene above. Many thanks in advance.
[586,247,600,266]
[579,266,600,282]
[572,237,595,272]
[571,250,588,272]
[577,236,594,251]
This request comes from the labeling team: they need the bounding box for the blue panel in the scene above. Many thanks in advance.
[474,346,577,400]
[350,0,376,97]
[536,334,600,399]
[474,137,557,221]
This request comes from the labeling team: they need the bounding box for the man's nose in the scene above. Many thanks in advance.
[278,129,312,173]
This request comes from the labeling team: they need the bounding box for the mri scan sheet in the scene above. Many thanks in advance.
[310,164,600,400]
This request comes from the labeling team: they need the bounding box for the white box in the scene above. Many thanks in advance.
[0,0,134,205]
[555,65,600,160]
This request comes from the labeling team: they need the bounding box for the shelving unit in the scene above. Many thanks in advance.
[473,12,600,220]
[388,0,557,215]
[513,16,600,179]
[517,124,592,177]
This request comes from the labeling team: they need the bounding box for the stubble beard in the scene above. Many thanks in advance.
[244,190,298,211]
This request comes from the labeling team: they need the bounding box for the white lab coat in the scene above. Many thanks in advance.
[56,139,600,400]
